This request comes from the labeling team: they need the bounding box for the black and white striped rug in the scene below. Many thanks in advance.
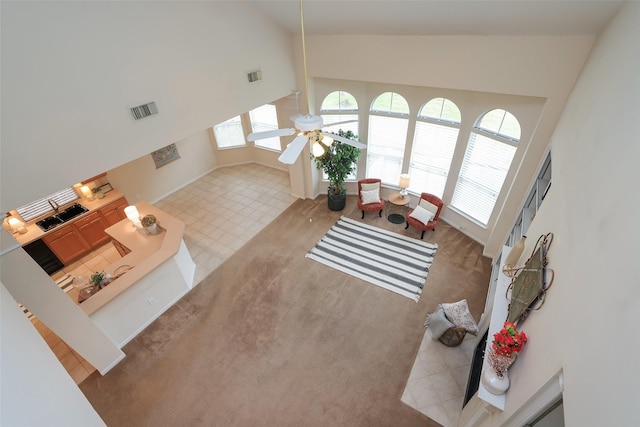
[306,216,438,302]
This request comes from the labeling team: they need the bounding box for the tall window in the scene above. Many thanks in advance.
[213,115,245,149]
[366,92,409,185]
[320,90,359,135]
[249,104,281,151]
[320,91,359,180]
[408,98,461,197]
[451,109,521,226]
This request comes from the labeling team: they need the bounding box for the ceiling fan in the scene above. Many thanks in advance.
[247,0,366,165]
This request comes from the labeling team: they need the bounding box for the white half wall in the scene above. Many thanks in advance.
[0,283,106,426]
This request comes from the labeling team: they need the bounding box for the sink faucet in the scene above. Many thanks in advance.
[48,199,59,213]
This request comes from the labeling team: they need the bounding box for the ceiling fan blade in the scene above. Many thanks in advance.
[247,128,296,141]
[321,131,367,149]
[278,135,308,164]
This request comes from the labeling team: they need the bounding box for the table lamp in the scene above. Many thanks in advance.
[399,174,411,198]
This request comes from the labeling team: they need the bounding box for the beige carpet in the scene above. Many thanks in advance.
[80,196,491,426]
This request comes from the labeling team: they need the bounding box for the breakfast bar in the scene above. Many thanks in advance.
[77,202,196,348]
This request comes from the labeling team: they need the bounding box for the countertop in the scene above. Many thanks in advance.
[77,201,187,315]
[13,190,127,246]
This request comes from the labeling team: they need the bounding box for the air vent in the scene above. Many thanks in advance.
[130,101,158,120]
[247,69,262,83]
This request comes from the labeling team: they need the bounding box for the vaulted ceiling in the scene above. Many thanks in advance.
[245,0,623,36]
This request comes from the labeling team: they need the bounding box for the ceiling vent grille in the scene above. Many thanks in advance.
[247,69,262,83]
[130,101,158,120]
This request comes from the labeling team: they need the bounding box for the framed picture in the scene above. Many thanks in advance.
[151,143,181,168]
[97,183,113,193]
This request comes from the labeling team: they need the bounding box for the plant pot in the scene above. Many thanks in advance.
[327,190,346,211]
[145,223,159,235]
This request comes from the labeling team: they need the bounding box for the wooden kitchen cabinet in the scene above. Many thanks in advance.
[100,197,129,227]
[43,224,91,265]
[75,211,110,248]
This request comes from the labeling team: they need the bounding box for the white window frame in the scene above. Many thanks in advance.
[408,98,461,198]
[366,92,410,185]
[451,109,520,227]
[249,104,281,152]
[213,115,246,149]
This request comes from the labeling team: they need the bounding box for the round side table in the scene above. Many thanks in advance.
[387,192,410,224]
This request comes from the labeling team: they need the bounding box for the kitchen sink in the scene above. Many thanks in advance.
[36,203,89,231]
[56,203,89,221]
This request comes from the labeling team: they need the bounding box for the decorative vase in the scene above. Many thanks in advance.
[482,348,516,395]
[482,367,510,395]
[503,235,526,276]
[145,223,159,235]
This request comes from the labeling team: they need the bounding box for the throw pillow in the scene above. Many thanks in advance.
[441,299,479,335]
[361,188,380,205]
[419,199,439,217]
[424,305,455,340]
[360,182,380,192]
[409,205,434,224]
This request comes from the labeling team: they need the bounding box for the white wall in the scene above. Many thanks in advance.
[302,35,595,256]
[106,129,218,204]
[0,1,296,211]
[0,283,106,426]
[475,2,640,425]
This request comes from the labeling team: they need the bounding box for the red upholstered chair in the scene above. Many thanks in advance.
[357,178,385,219]
[405,193,444,239]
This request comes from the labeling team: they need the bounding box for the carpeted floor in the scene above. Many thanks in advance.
[80,196,491,426]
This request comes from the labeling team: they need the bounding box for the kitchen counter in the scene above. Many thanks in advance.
[13,190,127,246]
[76,202,196,348]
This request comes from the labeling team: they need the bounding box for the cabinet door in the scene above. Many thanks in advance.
[43,225,91,265]
[101,197,129,227]
[75,211,110,248]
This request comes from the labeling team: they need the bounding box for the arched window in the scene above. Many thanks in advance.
[408,98,461,197]
[320,90,359,135]
[366,92,409,185]
[451,109,521,226]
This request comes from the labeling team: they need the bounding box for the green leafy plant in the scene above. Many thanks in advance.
[90,271,105,286]
[312,129,361,196]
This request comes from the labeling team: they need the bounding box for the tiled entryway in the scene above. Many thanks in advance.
[402,328,477,426]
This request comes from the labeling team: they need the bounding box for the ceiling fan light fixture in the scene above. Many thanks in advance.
[294,114,323,131]
[321,135,334,146]
[312,141,326,157]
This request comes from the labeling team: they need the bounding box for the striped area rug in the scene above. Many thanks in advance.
[306,216,438,302]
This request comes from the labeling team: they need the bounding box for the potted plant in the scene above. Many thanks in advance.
[90,271,107,289]
[141,214,159,234]
[312,129,362,211]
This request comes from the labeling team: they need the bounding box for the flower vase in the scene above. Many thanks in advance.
[145,223,158,235]
[482,348,516,395]
[482,367,510,395]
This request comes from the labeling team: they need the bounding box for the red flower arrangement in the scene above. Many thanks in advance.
[492,321,527,358]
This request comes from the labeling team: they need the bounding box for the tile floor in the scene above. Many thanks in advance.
[402,328,478,426]
[28,163,473,424]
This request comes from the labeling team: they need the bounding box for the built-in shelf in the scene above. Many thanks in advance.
[477,245,512,410]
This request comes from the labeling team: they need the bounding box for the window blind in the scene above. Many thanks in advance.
[250,105,281,151]
[213,116,246,149]
[366,115,408,185]
[451,132,516,225]
[16,188,79,221]
[408,121,459,197]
